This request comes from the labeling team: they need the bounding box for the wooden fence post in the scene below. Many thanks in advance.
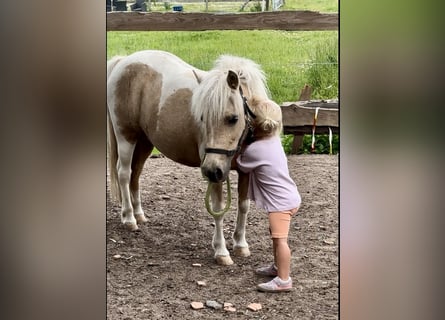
[290,85,312,154]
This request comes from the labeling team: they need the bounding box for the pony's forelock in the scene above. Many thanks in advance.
[191,69,240,126]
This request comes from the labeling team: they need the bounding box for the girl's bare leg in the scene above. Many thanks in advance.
[273,237,291,280]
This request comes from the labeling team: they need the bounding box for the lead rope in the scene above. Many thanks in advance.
[205,176,232,218]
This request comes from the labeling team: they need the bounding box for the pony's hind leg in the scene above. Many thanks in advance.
[130,136,153,224]
[116,138,138,231]
[233,171,251,257]
[210,182,233,265]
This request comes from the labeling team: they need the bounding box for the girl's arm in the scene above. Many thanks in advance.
[236,143,261,173]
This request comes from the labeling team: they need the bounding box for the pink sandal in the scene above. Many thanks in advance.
[257,276,293,293]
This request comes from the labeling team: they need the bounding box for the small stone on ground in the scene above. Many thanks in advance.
[247,303,262,311]
[206,300,222,310]
[224,306,236,312]
[190,301,204,310]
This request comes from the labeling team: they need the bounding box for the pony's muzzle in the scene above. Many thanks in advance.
[201,152,231,183]
[203,166,224,183]
[201,161,230,183]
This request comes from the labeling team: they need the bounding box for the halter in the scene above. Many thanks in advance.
[204,87,256,157]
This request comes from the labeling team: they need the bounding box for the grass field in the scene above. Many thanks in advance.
[107,1,338,153]
[107,30,337,102]
[116,0,338,14]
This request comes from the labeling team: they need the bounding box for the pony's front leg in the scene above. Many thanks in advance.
[210,182,233,265]
[233,171,251,257]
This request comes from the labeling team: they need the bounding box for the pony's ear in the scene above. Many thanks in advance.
[192,69,204,84]
[227,70,239,90]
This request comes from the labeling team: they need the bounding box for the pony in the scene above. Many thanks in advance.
[107,50,269,265]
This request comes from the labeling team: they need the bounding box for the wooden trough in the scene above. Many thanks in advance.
[281,99,338,153]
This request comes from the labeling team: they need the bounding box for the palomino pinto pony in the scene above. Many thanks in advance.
[107,50,269,265]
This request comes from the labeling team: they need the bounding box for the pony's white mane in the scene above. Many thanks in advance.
[213,55,270,99]
[191,55,269,126]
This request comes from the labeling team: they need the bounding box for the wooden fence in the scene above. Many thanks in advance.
[107,11,338,31]
[107,10,338,153]
[282,100,338,134]
[281,99,338,153]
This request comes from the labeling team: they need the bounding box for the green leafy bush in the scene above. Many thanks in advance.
[282,134,339,155]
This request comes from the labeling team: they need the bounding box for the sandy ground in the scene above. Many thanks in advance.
[107,154,338,319]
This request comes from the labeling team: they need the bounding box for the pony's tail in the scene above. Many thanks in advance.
[107,55,125,203]
[107,55,124,79]
[107,109,121,203]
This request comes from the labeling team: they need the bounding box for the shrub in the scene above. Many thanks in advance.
[282,134,339,155]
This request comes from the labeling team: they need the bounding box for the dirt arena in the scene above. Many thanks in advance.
[107,154,338,319]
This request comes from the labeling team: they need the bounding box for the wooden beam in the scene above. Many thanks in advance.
[281,99,338,135]
[283,126,339,135]
[106,11,338,31]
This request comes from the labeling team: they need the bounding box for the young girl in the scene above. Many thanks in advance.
[236,98,301,293]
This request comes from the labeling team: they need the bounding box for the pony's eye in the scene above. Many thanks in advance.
[226,115,239,125]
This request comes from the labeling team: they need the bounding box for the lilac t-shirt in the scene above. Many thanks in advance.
[236,136,301,212]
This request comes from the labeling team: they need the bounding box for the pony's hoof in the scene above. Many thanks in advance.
[135,214,147,224]
[234,246,251,257]
[215,255,234,266]
[124,222,139,231]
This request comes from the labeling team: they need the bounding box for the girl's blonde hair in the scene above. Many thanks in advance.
[249,97,283,138]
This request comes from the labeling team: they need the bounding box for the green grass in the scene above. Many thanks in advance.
[125,0,338,13]
[107,30,337,102]
[282,0,338,12]
[107,1,338,153]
